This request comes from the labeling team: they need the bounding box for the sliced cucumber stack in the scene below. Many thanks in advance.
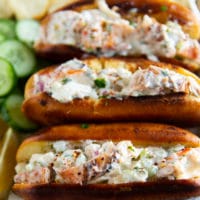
[0,58,16,97]
[16,19,40,47]
[1,93,38,131]
[0,40,36,78]
[0,19,40,132]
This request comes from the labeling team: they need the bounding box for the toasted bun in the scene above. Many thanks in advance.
[13,123,200,200]
[12,180,200,200]
[22,58,200,126]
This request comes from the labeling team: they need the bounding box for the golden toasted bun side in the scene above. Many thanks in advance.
[13,123,200,200]
[16,123,200,163]
[13,179,200,200]
[22,93,200,126]
[22,58,200,126]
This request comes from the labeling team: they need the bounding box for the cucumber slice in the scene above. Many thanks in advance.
[0,40,36,78]
[1,93,38,131]
[0,19,16,39]
[0,58,17,97]
[16,19,40,47]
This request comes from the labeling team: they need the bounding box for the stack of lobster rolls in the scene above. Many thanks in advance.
[13,123,200,200]
[23,57,200,126]
[35,0,200,71]
[13,0,200,199]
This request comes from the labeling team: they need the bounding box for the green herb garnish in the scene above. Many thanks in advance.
[62,78,70,84]
[176,42,183,51]
[94,78,106,88]
[140,149,147,158]
[86,47,94,53]
[161,70,168,76]
[128,146,135,152]
[134,166,139,170]
[81,123,89,129]
[175,55,183,61]
[160,5,168,12]
[129,21,136,27]
[99,95,108,99]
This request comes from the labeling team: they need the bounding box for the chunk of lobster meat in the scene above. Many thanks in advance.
[14,167,51,184]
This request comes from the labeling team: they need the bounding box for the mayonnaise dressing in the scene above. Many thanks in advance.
[34,59,200,103]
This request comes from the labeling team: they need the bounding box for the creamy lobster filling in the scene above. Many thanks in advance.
[34,59,200,103]
[36,7,200,64]
[14,140,200,185]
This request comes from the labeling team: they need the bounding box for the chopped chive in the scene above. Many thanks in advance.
[81,123,89,129]
[147,154,154,159]
[128,146,135,152]
[62,78,71,84]
[94,78,106,88]
[161,70,168,76]
[129,21,136,27]
[134,166,139,170]
[99,95,108,99]
[86,47,94,53]
[140,149,147,158]
[160,5,168,12]
[175,55,183,61]
[176,42,183,51]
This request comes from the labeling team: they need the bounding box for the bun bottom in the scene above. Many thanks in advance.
[13,180,200,200]
[23,93,200,127]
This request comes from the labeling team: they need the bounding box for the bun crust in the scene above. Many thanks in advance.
[23,58,200,126]
[13,179,200,200]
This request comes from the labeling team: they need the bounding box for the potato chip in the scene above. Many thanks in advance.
[0,0,13,18]
[9,0,50,19]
